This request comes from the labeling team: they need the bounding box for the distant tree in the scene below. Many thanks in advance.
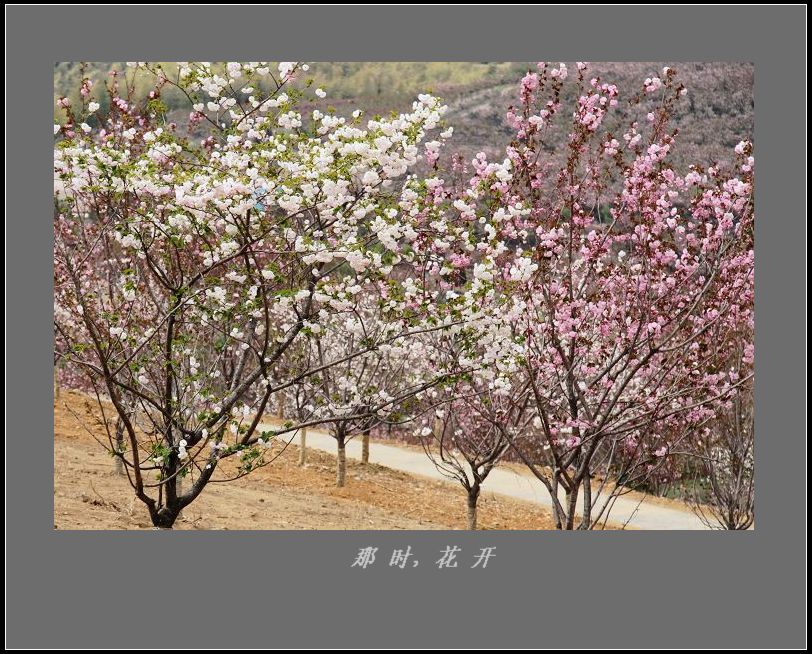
[305,298,438,486]
[416,380,516,529]
[689,374,754,530]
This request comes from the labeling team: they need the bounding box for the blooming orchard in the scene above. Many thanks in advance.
[54,62,754,530]
[54,62,484,527]
[423,63,755,528]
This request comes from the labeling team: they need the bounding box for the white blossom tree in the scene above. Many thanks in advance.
[54,61,473,527]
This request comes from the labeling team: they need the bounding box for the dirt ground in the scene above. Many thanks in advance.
[371,433,698,515]
[54,390,565,530]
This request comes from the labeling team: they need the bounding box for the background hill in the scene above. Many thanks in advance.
[55,61,754,173]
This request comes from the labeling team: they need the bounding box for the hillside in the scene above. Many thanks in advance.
[54,61,753,172]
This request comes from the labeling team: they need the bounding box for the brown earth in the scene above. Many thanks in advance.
[54,390,568,530]
[371,433,697,516]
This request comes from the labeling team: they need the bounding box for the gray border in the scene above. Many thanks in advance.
[7,5,805,649]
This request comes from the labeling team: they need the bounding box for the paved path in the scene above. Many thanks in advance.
[265,422,709,530]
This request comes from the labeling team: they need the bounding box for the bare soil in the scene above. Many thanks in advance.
[54,390,563,530]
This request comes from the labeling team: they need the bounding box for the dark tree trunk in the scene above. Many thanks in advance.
[151,506,179,529]
[467,485,480,530]
[114,417,126,476]
[551,475,564,529]
[564,484,579,530]
[579,474,592,530]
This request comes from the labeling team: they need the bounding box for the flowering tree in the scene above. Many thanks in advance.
[302,292,442,486]
[53,61,466,527]
[412,276,530,529]
[54,61,754,531]
[415,383,514,530]
[272,340,321,466]
[438,63,755,529]
[688,373,754,530]
[684,237,754,530]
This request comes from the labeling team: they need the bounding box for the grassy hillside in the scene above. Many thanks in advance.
[54,61,523,110]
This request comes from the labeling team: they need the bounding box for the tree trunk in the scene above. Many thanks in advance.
[551,474,564,529]
[114,417,126,476]
[564,487,578,530]
[361,431,370,464]
[53,365,60,401]
[580,474,592,530]
[176,475,184,520]
[276,393,285,419]
[467,486,480,530]
[151,507,179,529]
[336,437,347,487]
[298,428,307,466]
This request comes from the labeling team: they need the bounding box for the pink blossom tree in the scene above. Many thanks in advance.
[437,63,755,529]
[688,368,755,530]
[683,208,755,529]
[415,379,520,530]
